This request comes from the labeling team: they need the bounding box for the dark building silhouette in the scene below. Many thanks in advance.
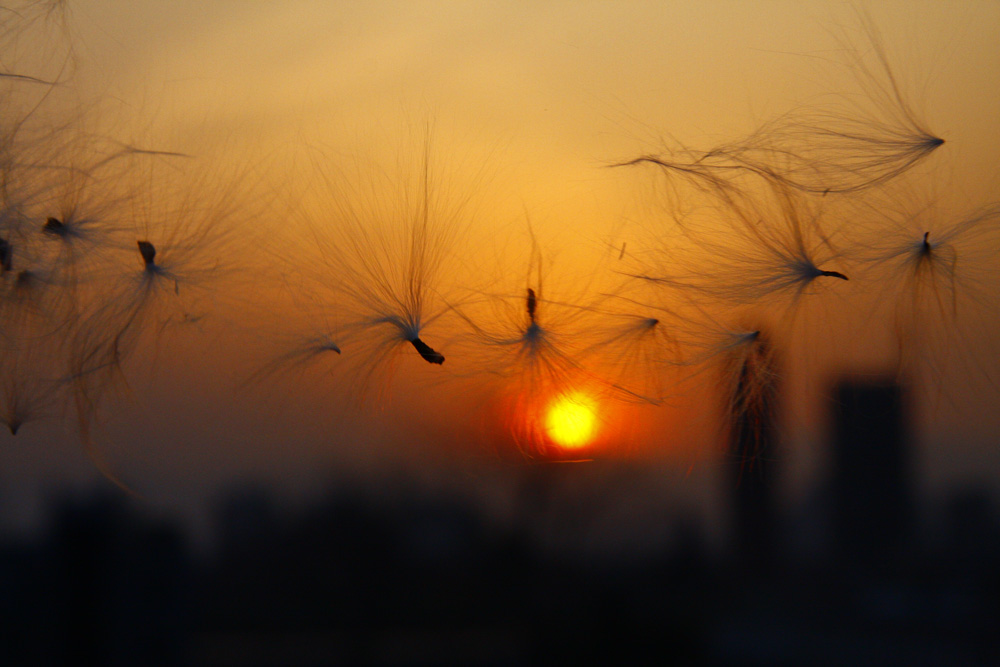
[830,379,914,570]
[3,453,1000,665]
[0,492,190,666]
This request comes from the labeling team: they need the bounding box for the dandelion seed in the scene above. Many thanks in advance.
[450,232,617,456]
[454,239,589,393]
[66,150,251,416]
[246,329,343,392]
[35,154,128,257]
[457,289,579,389]
[575,289,686,404]
[724,329,780,466]
[628,175,851,323]
[0,242,72,341]
[0,361,59,435]
[614,12,943,195]
[265,132,484,403]
[0,263,69,435]
[846,189,1000,392]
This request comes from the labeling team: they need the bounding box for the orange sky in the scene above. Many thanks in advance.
[1,1,998,518]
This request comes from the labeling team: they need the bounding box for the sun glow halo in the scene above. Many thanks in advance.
[544,391,598,450]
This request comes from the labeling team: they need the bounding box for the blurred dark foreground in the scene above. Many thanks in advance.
[1,383,998,666]
[1,469,997,666]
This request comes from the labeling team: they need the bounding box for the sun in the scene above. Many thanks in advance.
[544,391,598,450]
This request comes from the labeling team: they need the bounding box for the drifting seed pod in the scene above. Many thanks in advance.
[577,292,687,405]
[614,13,943,196]
[0,186,34,273]
[265,135,478,404]
[846,189,1000,391]
[0,353,62,436]
[34,150,131,275]
[453,249,589,395]
[245,326,347,411]
[0,264,71,436]
[450,236,615,456]
[66,149,251,420]
[628,175,851,327]
[722,330,780,464]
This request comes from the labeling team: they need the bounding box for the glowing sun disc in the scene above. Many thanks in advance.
[545,392,598,450]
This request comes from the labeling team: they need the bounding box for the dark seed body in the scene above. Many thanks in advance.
[409,337,445,364]
[137,240,156,267]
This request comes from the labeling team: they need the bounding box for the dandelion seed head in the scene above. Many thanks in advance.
[723,328,780,467]
[262,132,485,399]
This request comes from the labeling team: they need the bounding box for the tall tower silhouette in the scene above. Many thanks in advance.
[830,379,913,569]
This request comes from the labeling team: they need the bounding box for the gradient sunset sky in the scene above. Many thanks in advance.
[1,1,998,530]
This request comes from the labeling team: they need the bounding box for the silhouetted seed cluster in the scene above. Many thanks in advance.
[449,239,588,400]
[603,17,999,459]
[462,284,585,454]
[2,3,995,476]
[722,330,779,466]
[0,151,205,441]
[0,4,240,489]
[268,8,996,459]
[602,17,965,434]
